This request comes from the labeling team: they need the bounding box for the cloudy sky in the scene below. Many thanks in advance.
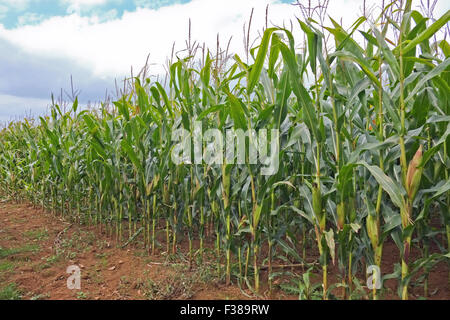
[0,0,448,122]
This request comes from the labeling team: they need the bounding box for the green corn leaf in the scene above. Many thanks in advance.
[121,139,143,173]
[405,58,450,104]
[358,161,406,211]
[247,28,277,93]
[397,10,450,55]
[225,90,247,130]
[330,51,381,88]
[275,36,319,140]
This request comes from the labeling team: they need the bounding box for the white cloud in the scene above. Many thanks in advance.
[2,0,448,81]
[64,0,107,4]
[1,0,31,11]
[0,0,34,19]
[62,0,119,13]
[0,0,448,121]
[0,5,9,20]
[134,0,184,9]
[0,36,115,107]
[0,94,50,123]
[0,0,299,79]
[97,8,118,22]
[17,12,45,26]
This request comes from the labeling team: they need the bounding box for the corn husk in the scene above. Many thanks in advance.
[406,145,423,201]
[366,213,379,250]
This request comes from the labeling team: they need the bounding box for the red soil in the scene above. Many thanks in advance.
[0,201,448,300]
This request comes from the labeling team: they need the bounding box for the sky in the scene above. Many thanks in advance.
[0,0,448,122]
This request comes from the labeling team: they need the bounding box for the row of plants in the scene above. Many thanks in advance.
[0,0,449,299]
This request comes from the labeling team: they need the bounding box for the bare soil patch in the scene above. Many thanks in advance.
[0,201,448,300]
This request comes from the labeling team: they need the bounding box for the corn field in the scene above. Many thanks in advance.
[0,0,449,300]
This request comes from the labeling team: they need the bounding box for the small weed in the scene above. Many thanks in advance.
[0,260,15,272]
[24,228,49,241]
[96,239,110,250]
[118,276,132,296]
[46,254,61,265]
[133,250,148,258]
[278,268,323,300]
[87,269,105,285]
[0,283,22,300]
[76,291,88,300]
[0,244,40,259]
[95,252,109,259]
[136,272,200,300]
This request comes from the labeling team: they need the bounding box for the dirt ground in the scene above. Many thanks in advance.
[0,201,448,300]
